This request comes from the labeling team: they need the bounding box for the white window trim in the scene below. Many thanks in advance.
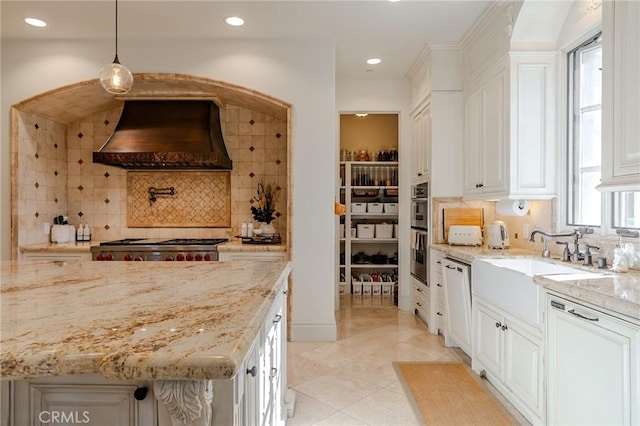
[556,27,620,238]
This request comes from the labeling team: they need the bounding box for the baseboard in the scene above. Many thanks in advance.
[290,322,337,341]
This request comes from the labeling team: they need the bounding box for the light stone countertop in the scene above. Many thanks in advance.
[217,239,287,252]
[19,241,97,253]
[20,239,286,254]
[1,260,292,381]
[431,243,640,321]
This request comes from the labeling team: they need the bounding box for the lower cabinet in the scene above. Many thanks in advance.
[429,249,446,335]
[472,298,543,425]
[21,252,91,261]
[412,276,430,326]
[11,375,157,425]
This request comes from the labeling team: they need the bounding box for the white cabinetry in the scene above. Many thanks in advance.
[463,53,556,200]
[12,375,157,425]
[472,298,543,424]
[411,103,431,183]
[600,0,640,191]
[427,249,446,335]
[546,292,640,425]
[412,275,430,325]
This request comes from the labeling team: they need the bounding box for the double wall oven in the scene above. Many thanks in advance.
[410,182,429,284]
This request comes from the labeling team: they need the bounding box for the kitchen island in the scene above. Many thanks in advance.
[1,260,292,425]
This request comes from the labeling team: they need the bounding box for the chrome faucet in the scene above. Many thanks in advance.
[529,227,593,260]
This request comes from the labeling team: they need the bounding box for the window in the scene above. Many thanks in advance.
[567,35,640,231]
[568,34,602,227]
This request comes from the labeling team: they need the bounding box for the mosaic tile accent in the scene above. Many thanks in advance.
[127,172,231,227]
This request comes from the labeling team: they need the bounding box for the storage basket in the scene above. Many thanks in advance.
[362,282,372,295]
[375,224,393,239]
[352,281,363,295]
[384,203,398,214]
[351,203,367,213]
[367,203,383,213]
[372,283,382,295]
[357,224,375,239]
[381,282,395,296]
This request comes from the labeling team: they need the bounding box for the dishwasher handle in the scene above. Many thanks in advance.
[568,309,599,322]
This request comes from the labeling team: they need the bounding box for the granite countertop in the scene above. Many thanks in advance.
[431,243,640,321]
[19,241,96,253]
[20,239,286,254]
[0,260,292,381]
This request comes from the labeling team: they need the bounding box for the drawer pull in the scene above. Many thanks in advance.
[247,366,257,377]
[568,309,599,322]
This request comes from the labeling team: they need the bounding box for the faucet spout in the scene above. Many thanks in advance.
[528,229,574,243]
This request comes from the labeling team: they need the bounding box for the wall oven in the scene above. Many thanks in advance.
[411,182,429,229]
[410,182,429,284]
[410,228,428,284]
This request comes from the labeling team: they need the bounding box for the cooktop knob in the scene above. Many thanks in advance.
[186,254,194,261]
[96,254,104,261]
[195,254,203,261]
[134,256,144,261]
[176,254,184,261]
[165,255,174,261]
[105,254,113,261]
[204,253,211,261]
[123,254,132,261]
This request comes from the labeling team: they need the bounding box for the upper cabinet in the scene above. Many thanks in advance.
[600,0,640,191]
[463,52,557,200]
[460,2,557,200]
[411,102,431,183]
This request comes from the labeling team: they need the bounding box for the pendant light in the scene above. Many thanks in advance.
[100,0,133,94]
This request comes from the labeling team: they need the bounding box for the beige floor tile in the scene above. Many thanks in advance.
[342,387,424,426]
[286,392,339,426]
[293,372,379,411]
[288,354,341,387]
[312,411,368,426]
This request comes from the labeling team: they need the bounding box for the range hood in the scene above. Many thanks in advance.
[93,99,232,170]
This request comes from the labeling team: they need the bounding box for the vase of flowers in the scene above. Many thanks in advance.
[251,181,280,235]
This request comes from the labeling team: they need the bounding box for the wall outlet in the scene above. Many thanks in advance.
[43,222,50,235]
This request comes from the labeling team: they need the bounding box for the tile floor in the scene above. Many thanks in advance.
[286,295,528,426]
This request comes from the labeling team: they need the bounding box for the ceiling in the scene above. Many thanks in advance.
[1,0,490,79]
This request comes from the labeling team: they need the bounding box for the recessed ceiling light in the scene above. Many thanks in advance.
[24,17,47,28]
[225,16,245,26]
[366,58,382,65]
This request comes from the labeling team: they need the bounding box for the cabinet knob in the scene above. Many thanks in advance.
[246,366,257,377]
[436,312,443,316]
[501,324,508,331]
[437,283,442,287]
[134,387,148,401]
[478,183,484,188]
[417,302,422,307]
[495,322,501,328]
[270,367,278,378]
[273,314,282,323]
[417,287,422,292]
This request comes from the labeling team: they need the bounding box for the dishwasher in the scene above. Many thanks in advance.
[546,292,640,425]
[441,257,472,356]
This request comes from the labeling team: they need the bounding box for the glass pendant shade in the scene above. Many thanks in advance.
[100,56,133,94]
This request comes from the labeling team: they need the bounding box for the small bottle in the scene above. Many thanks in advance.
[247,222,254,238]
[77,224,84,242]
[241,222,248,237]
[83,224,92,241]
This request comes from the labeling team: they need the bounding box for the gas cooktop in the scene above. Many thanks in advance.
[91,238,229,261]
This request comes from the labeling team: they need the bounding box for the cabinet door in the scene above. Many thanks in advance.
[474,302,503,380]
[601,0,640,189]
[480,67,508,194]
[547,301,635,425]
[219,252,286,262]
[13,382,146,426]
[504,323,542,414]
[463,88,482,193]
[412,112,423,181]
[419,105,432,180]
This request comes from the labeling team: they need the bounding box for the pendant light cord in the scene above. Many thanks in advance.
[114,0,120,64]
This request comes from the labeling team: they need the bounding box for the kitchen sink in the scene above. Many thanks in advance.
[479,257,597,276]
[471,257,603,327]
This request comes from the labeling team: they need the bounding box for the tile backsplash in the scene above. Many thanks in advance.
[14,104,287,250]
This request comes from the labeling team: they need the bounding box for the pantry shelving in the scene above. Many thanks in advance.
[338,161,399,298]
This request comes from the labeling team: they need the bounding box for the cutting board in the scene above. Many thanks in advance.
[443,208,483,240]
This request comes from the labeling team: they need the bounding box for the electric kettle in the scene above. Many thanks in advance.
[486,220,511,249]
